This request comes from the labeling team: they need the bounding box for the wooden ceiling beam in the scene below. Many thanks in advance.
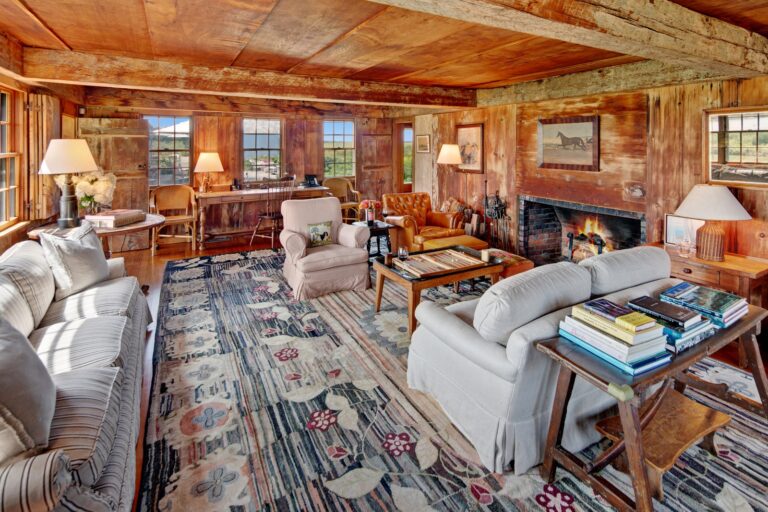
[477,60,733,106]
[367,0,768,77]
[7,0,70,50]
[0,32,22,76]
[22,48,476,107]
[84,87,393,117]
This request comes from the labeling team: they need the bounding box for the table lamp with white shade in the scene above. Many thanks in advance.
[437,144,462,167]
[39,139,99,228]
[674,184,751,261]
[194,152,224,193]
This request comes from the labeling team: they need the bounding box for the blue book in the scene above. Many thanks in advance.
[559,329,672,376]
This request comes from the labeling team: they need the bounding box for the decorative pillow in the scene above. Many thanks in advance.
[0,274,35,336]
[307,221,333,248]
[0,318,56,465]
[39,221,110,301]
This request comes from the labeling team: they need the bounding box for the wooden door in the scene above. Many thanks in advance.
[78,118,150,251]
[356,118,393,200]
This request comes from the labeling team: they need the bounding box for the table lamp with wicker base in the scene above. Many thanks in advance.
[674,184,751,262]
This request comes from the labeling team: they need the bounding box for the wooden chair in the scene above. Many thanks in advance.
[149,184,197,251]
[249,176,296,248]
[324,177,362,223]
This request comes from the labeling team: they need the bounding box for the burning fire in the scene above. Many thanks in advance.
[576,216,610,256]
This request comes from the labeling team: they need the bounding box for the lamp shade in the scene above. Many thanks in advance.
[436,144,462,165]
[39,139,98,175]
[674,184,751,221]
[194,152,224,173]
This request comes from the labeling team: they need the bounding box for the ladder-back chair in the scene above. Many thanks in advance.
[149,184,197,251]
[249,176,296,248]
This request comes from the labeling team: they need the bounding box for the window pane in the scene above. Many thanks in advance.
[760,114,768,131]
[8,187,15,220]
[759,132,768,147]
[0,124,6,154]
[0,190,5,222]
[743,114,759,131]
[256,134,268,147]
[709,115,720,132]
[159,168,174,185]
[268,134,280,148]
[243,134,256,149]
[0,93,6,122]
[727,132,741,148]
[8,157,14,187]
[727,147,741,162]
[728,115,742,131]
[0,158,6,188]
[743,132,757,146]
[743,146,757,163]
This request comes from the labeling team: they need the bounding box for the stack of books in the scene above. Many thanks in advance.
[84,209,146,228]
[558,298,672,375]
[660,282,748,329]
[627,296,715,353]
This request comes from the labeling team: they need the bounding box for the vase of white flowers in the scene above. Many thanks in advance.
[56,172,117,215]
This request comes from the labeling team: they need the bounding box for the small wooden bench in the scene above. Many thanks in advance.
[595,389,731,501]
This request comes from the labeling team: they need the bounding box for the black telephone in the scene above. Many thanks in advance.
[303,175,320,187]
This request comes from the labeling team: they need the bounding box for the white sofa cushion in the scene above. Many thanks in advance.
[0,274,35,336]
[579,246,671,295]
[473,261,591,344]
[40,276,142,327]
[49,367,123,487]
[0,319,56,465]
[40,221,110,301]
[30,316,130,374]
[0,240,55,328]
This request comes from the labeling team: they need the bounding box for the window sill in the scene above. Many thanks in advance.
[0,221,30,253]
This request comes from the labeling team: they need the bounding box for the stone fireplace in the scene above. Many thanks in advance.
[518,195,646,266]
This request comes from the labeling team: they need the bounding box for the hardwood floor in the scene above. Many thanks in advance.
[126,238,757,510]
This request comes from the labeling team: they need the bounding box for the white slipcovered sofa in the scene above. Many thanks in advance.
[408,246,681,474]
[0,241,151,511]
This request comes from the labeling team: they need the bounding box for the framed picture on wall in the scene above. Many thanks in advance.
[415,135,430,153]
[537,115,599,172]
[664,213,705,247]
[456,123,483,173]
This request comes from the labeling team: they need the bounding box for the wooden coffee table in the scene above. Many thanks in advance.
[536,305,768,512]
[373,246,503,336]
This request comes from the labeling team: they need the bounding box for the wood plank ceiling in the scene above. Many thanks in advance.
[0,0,642,88]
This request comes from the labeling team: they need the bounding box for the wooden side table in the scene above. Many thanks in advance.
[28,214,166,257]
[536,305,768,512]
[655,242,768,365]
[353,220,393,259]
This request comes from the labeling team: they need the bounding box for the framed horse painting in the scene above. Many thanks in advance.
[537,115,599,172]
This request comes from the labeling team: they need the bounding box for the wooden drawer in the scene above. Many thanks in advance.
[670,259,720,286]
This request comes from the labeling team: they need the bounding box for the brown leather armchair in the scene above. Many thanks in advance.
[382,192,464,251]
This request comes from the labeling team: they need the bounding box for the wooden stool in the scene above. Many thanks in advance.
[595,389,730,501]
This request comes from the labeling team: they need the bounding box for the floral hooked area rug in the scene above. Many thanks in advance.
[138,250,768,512]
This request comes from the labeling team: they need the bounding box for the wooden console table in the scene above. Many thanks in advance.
[536,305,768,512]
[196,186,330,249]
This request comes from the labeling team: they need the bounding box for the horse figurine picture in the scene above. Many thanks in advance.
[537,115,599,171]
[556,131,587,151]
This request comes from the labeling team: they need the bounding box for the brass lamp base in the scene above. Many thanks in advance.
[57,174,80,229]
[199,173,210,193]
[695,221,725,261]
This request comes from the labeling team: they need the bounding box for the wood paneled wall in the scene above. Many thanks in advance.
[414,76,768,259]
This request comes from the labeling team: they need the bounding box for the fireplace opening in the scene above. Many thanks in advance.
[518,196,645,266]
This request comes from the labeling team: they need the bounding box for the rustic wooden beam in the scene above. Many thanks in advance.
[477,60,733,106]
[84,87,392,118]
[8,0,70,50]
[22,48,476,108]
[367,0,768,77]
[33,83,86,105]
[0,32,23,77]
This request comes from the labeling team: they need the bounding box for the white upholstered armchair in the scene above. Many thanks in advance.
[280,196,370,300]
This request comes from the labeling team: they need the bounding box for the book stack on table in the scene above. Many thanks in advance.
[660,282,748,329]
[559,298,672,376]
[627,296,715,354]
